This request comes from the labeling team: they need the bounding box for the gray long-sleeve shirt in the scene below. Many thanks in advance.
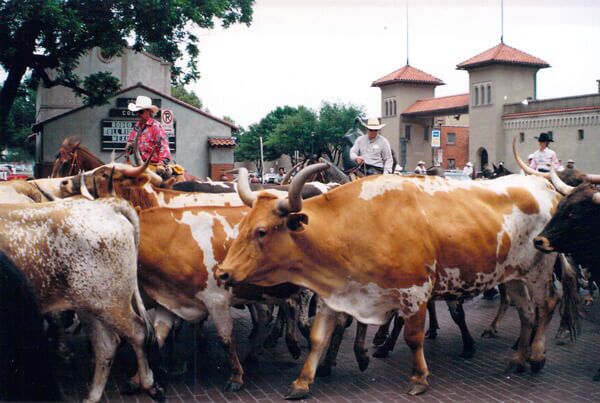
[349,134,393,174]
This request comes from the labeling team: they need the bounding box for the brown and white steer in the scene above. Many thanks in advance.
[216,163,564,398]
[0,197,161,403]
[59,164,333,390]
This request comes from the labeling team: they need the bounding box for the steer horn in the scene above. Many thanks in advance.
[584,173,600,184]
[549,169,574,196]
[236,168,257,207]
[122,146,157,178]
[132,130,143,166]
[80,172,95,200]
[512,135,549,178]
[278,163,329,214]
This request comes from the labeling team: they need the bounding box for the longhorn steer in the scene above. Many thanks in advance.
[58,163,336,390]
[0,198,161,402]
[216,163,565,398]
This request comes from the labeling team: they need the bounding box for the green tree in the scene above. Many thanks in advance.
[171,85,203,109]
[234,105,299,174]
[0,0,255,147]
[265,106,318,158]
[2,83,36,160]
[317,101,365,164]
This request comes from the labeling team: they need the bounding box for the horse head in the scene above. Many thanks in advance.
[51,137,105,178]
[51,137,82,177]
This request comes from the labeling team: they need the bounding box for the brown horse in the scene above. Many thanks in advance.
[51,137,105,178]
[51,136,200,186]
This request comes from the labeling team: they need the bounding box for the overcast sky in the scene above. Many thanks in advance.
[191,0,600,128]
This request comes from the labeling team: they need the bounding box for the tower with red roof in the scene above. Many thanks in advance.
[457,42,549,171]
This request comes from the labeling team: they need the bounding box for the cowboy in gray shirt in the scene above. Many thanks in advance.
[350,117,393,175]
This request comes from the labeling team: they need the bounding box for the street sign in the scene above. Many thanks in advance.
[431,129,441,148]
[162,109,174,126]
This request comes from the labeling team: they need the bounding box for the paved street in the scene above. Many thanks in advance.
[62,296,600,402]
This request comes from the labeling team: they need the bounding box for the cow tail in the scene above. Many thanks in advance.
[557,253,580,340]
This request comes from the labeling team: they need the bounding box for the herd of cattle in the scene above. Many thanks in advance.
[0,137,599,402]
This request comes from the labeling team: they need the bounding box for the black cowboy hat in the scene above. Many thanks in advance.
[535,132,553,142]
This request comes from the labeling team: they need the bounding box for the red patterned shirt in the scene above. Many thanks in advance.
[127,118,172,164]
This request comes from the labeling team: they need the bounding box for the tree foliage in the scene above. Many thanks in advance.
[235,101,365,170]
[2,83,35,160]
[171,85,203,110]
[0,0,255,146]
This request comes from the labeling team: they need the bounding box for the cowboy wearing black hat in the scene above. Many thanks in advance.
[529,132,559,173]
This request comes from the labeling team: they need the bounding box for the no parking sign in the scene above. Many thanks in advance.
[162,109,174,126]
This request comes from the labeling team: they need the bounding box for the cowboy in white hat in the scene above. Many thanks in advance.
[349,117,393,175]
[529,132,559,173]
[415,161,427,175]
[125,95,172,172]
[462,161,473,177]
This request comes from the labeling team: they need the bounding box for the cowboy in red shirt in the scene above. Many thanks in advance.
[125,96,172,168]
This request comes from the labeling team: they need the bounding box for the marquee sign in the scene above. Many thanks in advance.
[101,119,176,152]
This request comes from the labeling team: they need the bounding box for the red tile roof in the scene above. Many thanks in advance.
[457,43,549,70]
[403,93,469,115]
[208,137,236,148]
[503,105,600,119]
[372,65,444,87]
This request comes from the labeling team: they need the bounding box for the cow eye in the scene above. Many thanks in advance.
[255,228,268,239]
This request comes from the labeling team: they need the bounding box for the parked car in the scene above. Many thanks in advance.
[0,165,30,181]
[444,169,472,181]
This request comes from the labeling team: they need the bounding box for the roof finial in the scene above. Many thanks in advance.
[406,0,410,65]
[500,0,504,43]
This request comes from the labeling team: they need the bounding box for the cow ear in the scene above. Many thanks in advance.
[286,213,308,232]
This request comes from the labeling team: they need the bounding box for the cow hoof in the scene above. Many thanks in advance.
[163,360,188,379]
[285,385,310,400]
[147,382,166,402]
[316,365,332,377]
[407,383,428,396]
[555,328,572,346]
[120,380,141,395]
[223,380,244,392]
[593,369,600,381]
[425,330,437,339]
[287,342,302,360]
[372,331,389,346]
[372,347,390,358]
[530,359,545,373]
[481,329,497,338]
[460,348,476,359]
[357,355,370,371]
[505,362,526,374]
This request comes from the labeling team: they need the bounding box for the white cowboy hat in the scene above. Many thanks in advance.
[361,117,386,130]
[527,153,534,160]
[418,161,425,165]
[466,162,473,167]
[128,95,159,113]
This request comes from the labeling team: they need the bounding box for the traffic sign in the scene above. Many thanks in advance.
[431,129,441,148]
[162,109,174,126]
